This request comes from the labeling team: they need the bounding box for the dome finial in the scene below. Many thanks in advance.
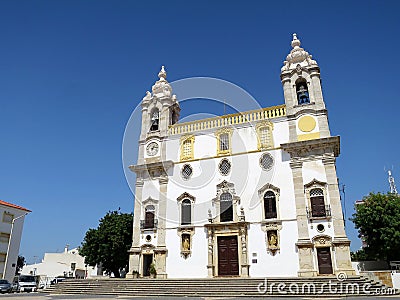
[291,33,301,48]
[158,65,167,80]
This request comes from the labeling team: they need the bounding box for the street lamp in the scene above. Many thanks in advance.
[3,213,28,279]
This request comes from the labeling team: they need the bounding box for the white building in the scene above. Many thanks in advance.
[22,246,102,280]
[0,200,30,282]
[127,34,355,278]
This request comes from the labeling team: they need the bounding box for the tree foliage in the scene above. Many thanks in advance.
[79,211,133,278]
[351,192,400,261]
[15,255,25,275]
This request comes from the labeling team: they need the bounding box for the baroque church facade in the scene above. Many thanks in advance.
[127,34,355,278]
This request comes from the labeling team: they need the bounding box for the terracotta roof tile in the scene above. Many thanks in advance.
[0,200,31,212]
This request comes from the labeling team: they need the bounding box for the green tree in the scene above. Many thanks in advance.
[79,211,133,278]
[350,192,400,261]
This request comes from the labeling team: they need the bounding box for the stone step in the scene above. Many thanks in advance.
[45,276,397,297]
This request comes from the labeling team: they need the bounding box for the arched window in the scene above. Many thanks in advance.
[144,205,155,229]
[264,191,277,219]
[150,109,159,131]
[181,199,191,225]
[310,188,326,217]
[220,192,233,222]
[296,79,310,105]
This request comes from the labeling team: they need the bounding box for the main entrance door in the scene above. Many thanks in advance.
[217,236,239,276]
[142,254,153,276]
[317,247,333,274]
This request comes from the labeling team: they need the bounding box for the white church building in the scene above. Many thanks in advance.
[127,34,355,278]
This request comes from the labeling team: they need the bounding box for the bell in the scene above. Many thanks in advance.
[297,85,310,104]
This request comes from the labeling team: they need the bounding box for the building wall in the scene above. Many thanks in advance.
[0,205,27,282]
[22,248,100,279]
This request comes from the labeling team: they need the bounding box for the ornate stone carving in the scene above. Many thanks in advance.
[262,222,282,255]
[281,136,340,159]
[281,33,318,72]
[177,227,194,259]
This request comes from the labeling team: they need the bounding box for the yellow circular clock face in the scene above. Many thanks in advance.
[298,115,316,132]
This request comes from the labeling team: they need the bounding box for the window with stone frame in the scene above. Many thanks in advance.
[256,121,274,150]
[177,192,196,227]
[264,191,277,219]
[180,135,195,161]
[215,128,233,156]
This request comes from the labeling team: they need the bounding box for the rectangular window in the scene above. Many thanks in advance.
[220,133,229,151]
[311,196,326,217]
[260,127,269,146]
[3,212,14,224]
[181,200,191,225]
[183,140,192,158]
[0,253,6,263]
[71,263,76,271]
[144,211,155,229]
[0,233,10,244]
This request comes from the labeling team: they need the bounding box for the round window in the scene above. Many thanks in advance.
[317,224,325,233]
[181,164,193,180]
[219,159,231,176]
[145,235,152,242]
[260,153,274,171]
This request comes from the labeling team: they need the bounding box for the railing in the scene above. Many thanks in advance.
[306,205,331,219]
[168,105,286,135]
[140,219,158,230]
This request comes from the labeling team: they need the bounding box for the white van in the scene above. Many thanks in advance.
[12,275,37,292]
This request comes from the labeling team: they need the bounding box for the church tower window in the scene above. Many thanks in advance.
[264,191,277,219]
[296,79,310,105]
[150,109,159,131]
[144,205,155,229]
[220,192,233,222]
[310,188,326,217]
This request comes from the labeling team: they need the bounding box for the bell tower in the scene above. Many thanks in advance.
[281,34,355,277]
[280,34,331,143]
[128,66,179,279]
[137,66,180,165]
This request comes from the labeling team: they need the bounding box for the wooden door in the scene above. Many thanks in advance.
[317,247,333,274]
[142,254,153,276]
[218,236,239,276]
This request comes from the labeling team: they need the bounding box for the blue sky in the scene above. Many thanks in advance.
[1,0,399,263]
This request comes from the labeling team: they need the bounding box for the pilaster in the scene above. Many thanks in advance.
[322,156,355,275]
[157,176,168,247]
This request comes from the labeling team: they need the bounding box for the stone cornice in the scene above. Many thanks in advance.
[281,136,340,158]
[129,160,174,174]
